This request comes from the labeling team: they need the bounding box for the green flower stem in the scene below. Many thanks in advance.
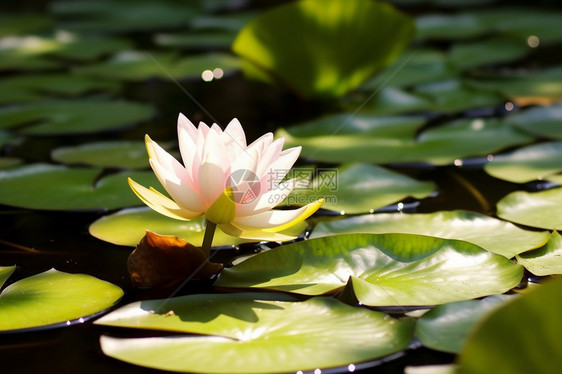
[201,220,217,257]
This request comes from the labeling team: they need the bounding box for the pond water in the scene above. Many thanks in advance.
[1,0,562,373]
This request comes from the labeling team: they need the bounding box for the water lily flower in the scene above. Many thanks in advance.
[128,114,323,251]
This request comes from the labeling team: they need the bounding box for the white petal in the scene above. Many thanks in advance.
[219,222,298,241]
[259,146,301,188]
[223,118,247,153]
[146,135,192,187]
[255,137,285,178]
[150,159,205,213]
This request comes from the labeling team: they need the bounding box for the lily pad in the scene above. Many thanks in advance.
[0,164,159,211]
[503,105,562,139]
[0,268,123,332]
[96,293,415,373]
[51,141,152,169]
[347,86,434,115]
[467,67,562,100]
[0,36,61,71]
[286,163,435,214]
[232,0,414,98]
[496,187,562,230]
[448,37,529,69]
[457,276,562,374]
[153,32,236,50]
[361,48,458,90]
[216,233,523,306]
[0,74,120,104]
[0,99,156,135]
[412,79,504,113]
[51,0,201,33]
[311,210,550,258]
[276,114,532,165]
[0,158,23,168]
[89,207,306,247]
[0,131,23,148]
[516,231,562,276]
[75,51,240,81]
[0,14,53,35]
[468,8,562,45]
[415,13,488,40]
[484,142,562,183]
[416,295,513,353]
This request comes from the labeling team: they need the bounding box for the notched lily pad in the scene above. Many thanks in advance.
[0,163,160,211]
[0,268,123,332]
[503,105,562,139]
[216,233,523,306]
[311,210,550,258]
[516,230,562,276]
[96,293,414,373]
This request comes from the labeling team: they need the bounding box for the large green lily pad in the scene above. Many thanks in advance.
[89,207,308,247]
[75,51,241,81]
[216,233,523,306]
[51,0,201,33]
[468,8,562,45]
[0,164,159,211]
[0,99,155,135]
[286,163,435,214]
[484,142,562,183]
[0,74,120,104]
[0,14,53,35]
[232,0,414,98]
[496,187,562,230]
[448,37,529,69]
[415,13,487,40]
[96,293,415,373]
[311,210,550,258]
[457,276,562,374]
[51,141,153,169]
[0,268,123,332]
[276,114,532,165]
[416,295,513,353]
[467,67,562,99]
[516,230,562,276]
[503,105,562,139]
[361,48,458,90]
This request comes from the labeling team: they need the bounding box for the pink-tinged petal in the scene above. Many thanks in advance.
[223,118,247,153]
[128,178,202,220]
[145,135,192,187]
[177,117,199,185]
[236,178,297,217]
[219,222,298,241]
[198,153,229,208]
[149,159,205,213]
[177,113,198,142]
[232,198,323,231]
[229,144,260,182]
[247,132,273,151]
